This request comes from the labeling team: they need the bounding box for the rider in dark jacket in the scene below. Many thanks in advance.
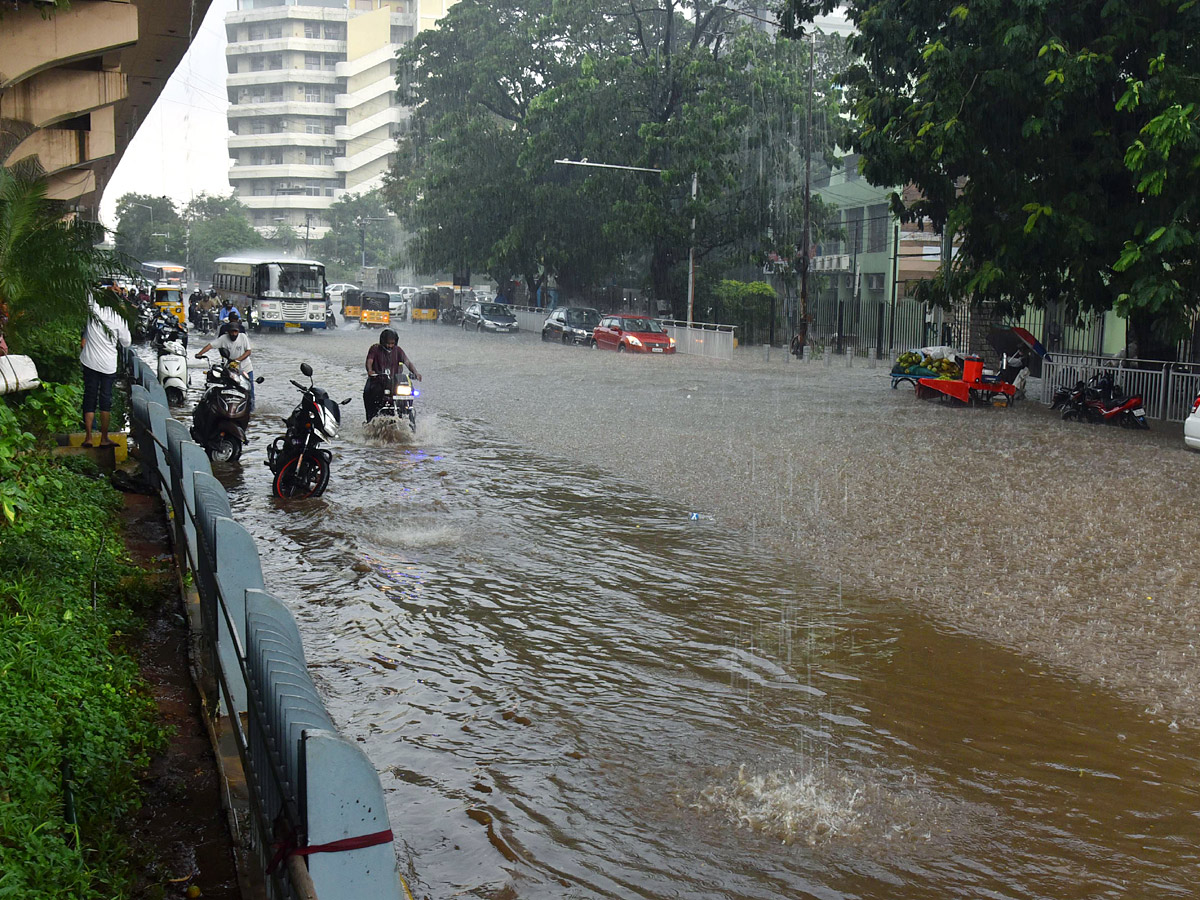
[363,328,421,421]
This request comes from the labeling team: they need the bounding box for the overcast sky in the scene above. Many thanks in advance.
[99,2,851,231]
[100,0,238,229]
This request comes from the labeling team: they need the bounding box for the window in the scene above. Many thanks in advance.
[251,90,266,103]
[323,54,338,70]
[305,121,322,134]
[249,26,264,41]
[267,54,282,70]
[267,24,282,39]
[324,24,343,39]
[305,22,320,38]
[251,56,265,72]
[252,120,267,134]
[390,25,413,44]
[269,87,284,102]
[306,151,322,165]
[868,204,887,253]
[324,89,337,103]
[305,53,321,70]
[305,88,321,103]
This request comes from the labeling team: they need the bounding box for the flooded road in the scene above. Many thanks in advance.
[173,324,1199,898]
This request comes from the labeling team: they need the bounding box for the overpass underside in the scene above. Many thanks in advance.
[0,0,212,220]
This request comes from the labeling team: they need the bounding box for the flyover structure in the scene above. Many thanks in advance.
[0,0,213,219]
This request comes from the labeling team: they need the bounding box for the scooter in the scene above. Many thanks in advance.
[247,303,262,334]
[1061,372,1149,429]
[152,313,190,406]
[190,348,262,462]
[265,363,352,499]
[325,298,338,329]
[366,370,418,432]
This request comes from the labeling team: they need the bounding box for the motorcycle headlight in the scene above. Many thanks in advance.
[394,384,413,397]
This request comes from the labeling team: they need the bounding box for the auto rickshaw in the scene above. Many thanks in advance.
[412,287,441,323]
[153,284,186,325]
[359,291,391,328]
[341,287,363,321]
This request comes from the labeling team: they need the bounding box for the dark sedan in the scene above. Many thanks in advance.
[462,302,519,333]
[542,306,601,345]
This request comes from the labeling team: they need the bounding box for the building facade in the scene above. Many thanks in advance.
[225,0,454,239]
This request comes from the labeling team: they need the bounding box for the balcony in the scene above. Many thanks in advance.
[335,106,404,142]
[238,194,338,211]
[228,69,338,89]
[229,132,338,151]
[227,101,337,119]
[226,37,346,57]
[229,163,337,181]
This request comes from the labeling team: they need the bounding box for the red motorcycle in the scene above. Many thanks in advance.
[1061,372,1149,429]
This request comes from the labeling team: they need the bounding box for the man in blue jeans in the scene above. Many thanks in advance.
[79,295,132,447]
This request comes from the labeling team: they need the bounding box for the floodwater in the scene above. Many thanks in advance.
[169,324,1200,898]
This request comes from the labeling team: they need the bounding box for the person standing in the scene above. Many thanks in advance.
[79,294,132,448]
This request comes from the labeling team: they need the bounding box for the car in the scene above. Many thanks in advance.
[325,282,357,306]
[591,315,676,353]
[1185,389,1200,450]
[462,301,519,333]
[386,291,408,321]
[542,306,601,345]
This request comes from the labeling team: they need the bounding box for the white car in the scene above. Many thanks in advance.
[325,282,357,305]
[386,292,408,321]
[1184,389,1200,450]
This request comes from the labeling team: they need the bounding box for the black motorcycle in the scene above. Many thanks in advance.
[266,363,351,499]
[191,348,261,462]
[366,370,417,432]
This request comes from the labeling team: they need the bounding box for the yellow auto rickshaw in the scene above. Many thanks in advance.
[412,288,441,323]
[153,284,185,325]
[341,287,363,321]
[359,291,391,328]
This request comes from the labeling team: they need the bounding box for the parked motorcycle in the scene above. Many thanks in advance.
[1061,372,1149,429]
[366,370,418,432]
[190,349,261,462]
[266,363,351,499]
[439,306,463,327]
[151,313,189,406]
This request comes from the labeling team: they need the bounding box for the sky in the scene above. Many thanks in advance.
[99,1,852,231]
[100,0,239,230]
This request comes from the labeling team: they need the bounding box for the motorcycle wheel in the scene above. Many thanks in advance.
[209,431,242,463]
[165,386,185,407]
[272,452,330,499]
[1061,407,1084,423]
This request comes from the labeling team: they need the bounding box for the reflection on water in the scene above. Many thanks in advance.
[167,330,1200,899]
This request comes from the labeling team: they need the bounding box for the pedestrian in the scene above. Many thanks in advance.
[195,316,255,409]
[79,292,132,448]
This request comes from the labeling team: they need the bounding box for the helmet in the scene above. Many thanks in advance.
[379,328,398,347]
[228,308,241,320]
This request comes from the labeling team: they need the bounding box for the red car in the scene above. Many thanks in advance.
[591,315,676,354]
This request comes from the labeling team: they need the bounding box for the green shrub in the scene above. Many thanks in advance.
[0,458,166,898]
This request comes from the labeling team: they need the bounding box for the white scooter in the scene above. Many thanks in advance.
[151,313,190,407]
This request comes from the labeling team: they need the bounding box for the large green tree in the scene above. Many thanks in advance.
[390,0,839,312]
[113,193,184,263]
[782,0,1200,359]
[181,192,262,284]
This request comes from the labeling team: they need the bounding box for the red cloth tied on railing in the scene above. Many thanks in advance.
[267,829,394,874]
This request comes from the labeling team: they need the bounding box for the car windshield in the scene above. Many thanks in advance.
[567,309,600,328]
[623,317,664,333]
[481,303,509,317]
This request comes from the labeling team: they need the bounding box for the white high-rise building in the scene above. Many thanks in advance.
[225,0,455,240]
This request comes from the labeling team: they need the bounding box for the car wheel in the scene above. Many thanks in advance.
[590,339,599,350]
[541,329,550,342]
[476,321,482,333]
[617,342,627,353]
[561,332,570,345]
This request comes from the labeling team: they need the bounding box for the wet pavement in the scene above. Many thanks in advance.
[156,323,1200,898]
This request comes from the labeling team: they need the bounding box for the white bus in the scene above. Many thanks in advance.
[141,260,188,291]
[212,254,327,331]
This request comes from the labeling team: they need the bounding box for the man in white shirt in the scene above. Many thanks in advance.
[79,295,132,447]
[195,317,255,409]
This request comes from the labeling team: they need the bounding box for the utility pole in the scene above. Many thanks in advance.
[798,31,815,354]
[304,213,312,257]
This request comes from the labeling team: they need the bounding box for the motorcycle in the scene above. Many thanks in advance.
[265,363,352,499]
[151,313,189,406]
[1061,372,1149,429]
[196,306,217,334]
[190,348,261,462]
[366,370,418,432]
[325,298,338,329]
[247,303,262,334]
[439,306,463,327]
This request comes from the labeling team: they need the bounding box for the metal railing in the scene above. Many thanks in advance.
[125,352,403,900]
[660,321,736,361]
[1040,352,1200,422]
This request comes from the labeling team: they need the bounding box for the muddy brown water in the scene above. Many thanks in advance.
[161,326,1200,898]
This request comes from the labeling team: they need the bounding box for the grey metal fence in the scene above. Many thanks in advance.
[660,321,736,360]
[126,353,403,900]
[1040,352,1200,422]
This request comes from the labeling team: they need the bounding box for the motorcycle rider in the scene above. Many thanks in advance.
[363,328,421,422]
[196,316,255,410]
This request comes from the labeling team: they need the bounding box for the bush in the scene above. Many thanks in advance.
[0,457,165,898]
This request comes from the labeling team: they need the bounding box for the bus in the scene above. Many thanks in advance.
[140,260,188,291]
[211,254,327,331]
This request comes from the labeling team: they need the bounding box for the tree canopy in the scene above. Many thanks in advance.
[389,0,840,315]
[782,0,1200,358]
[312,190,395,283]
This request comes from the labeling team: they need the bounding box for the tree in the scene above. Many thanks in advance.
[312,191,393,282]
[781,0,1200,359]
[182,193,262,284]
[390,0,840,310]
[113,193,184,263]
[0,168,129,349]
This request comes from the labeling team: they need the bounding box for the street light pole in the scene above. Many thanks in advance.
[554,158,698,324]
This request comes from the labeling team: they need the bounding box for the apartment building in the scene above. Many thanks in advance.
[225,0,454,239]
